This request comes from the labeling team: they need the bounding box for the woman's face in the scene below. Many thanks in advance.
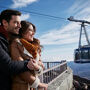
[23,25,35,42]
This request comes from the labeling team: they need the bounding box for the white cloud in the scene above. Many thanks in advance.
[42,48,73,61]
[68,0,90,15]
[39,22,80,45]
[11,0,38,8]
[20,13,30,20]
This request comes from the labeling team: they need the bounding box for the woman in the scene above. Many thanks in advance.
[10,21,48,90]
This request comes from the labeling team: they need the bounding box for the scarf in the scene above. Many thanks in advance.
[20,38,38,59]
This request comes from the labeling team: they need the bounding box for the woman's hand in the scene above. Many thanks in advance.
[38,60,45,70]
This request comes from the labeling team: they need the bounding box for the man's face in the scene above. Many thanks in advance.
[7,15,21,35]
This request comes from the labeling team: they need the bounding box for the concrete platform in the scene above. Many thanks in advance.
[47,67,73,90]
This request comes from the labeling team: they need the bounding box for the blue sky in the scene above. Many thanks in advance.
[0,0,90,61]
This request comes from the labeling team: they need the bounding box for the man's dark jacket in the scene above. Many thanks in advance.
[0,26,29,90]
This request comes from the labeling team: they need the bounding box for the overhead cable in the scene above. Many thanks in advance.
[0,5,67,20]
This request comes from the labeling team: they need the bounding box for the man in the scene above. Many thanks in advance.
[0,9,40,90]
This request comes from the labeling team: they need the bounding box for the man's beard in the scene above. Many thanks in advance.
[9,32,19,39]
[10,33,19,36]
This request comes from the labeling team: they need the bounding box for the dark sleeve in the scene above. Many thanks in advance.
[0,44,29,75]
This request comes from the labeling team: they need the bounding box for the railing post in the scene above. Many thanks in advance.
[47,62,49,69]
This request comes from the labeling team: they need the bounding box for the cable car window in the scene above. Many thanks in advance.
[81,49,88,59]
[88,49,90,59]
[75,50,81,60]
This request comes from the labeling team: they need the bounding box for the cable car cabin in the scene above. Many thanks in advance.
[74,45,90,63]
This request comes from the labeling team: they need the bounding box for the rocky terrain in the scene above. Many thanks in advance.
[73,75,90,90]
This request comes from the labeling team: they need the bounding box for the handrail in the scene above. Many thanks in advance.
[43,60,66,69]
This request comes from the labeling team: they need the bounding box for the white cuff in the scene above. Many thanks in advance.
[35,66,43,74]
[30,77,40,88]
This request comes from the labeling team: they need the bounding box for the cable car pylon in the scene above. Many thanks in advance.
[67,16,90,48]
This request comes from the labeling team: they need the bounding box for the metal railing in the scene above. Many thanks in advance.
[42,61,67,83]
[36,61,67,90]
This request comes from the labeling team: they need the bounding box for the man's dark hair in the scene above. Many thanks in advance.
[0,9,21,25]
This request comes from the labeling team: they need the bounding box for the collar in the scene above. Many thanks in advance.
[0,25,8,38]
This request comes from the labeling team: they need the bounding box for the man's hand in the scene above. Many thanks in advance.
[27,59,40,71]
